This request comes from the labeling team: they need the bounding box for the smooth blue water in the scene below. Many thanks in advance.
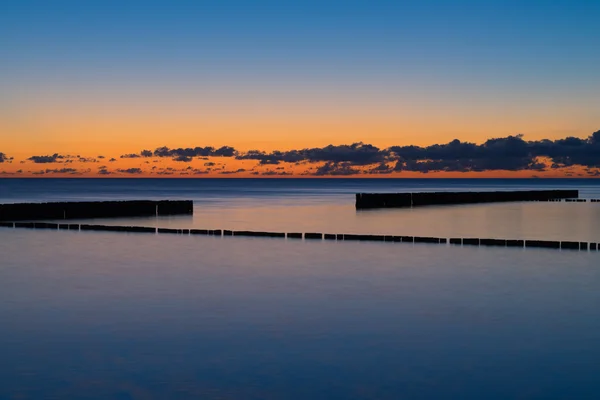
[1,179,600,399]
[3,178,600,204]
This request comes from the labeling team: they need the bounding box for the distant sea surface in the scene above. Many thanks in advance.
[1,178,600,399]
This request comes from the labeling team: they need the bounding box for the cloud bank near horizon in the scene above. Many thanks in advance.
[5,130,600,176]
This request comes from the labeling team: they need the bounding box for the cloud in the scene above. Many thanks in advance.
[231,131,600,173]
[314,162,361,176]
[389,136,533,172]
[236,143,386,165]
[27,153,65,163]
[368,163,393,174]
[260,159,280,165]
[388,134,580,172]
[117,168,143,174]
[44,168,82,174]
[152,146,236,161]
[219,168,246,175]
[121,149,153,159]
[98,169,111,175]
[261,170,293,176]
[9,129,600,176]
[98,155,105,159]
[77,157,97,163]
[528,131,600,167]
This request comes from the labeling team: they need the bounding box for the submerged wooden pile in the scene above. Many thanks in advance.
[0,200,193,221]
[356,190,579,209]
[1,198,597,252]
[1,222,597,252]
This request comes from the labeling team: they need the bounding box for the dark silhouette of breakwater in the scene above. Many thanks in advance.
[1,222,597,252]
[356,190,580,209]
[0,200,193,221]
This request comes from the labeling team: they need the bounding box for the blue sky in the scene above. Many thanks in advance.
[3,0,599,85]
[1,0,600,177]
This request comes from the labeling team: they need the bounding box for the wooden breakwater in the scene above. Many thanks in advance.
[1,222,598,252]
[356,190,579,209]
[0,200,193,221]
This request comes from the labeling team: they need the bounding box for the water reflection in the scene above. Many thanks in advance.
[1,230,599,399]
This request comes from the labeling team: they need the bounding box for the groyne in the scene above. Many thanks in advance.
[356,190,579,209]
[1,222,597,252]
[0,200,193,221]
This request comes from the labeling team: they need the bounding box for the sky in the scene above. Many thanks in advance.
[1,0,600,177]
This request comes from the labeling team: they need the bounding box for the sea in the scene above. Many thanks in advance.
[1,178,599,399]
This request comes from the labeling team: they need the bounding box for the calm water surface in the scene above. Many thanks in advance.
[2,178,600,241]
[1,179,599,399]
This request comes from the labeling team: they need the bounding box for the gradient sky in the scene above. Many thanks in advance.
[1,0,600,177]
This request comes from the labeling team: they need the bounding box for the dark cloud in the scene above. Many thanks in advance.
[261,170,293,176]
[121,149,153,159]
[28,153,65,163]
[236,143,386,165]
[109,158,117,162]
[528,131,600,167]
[98,169,112,175]
[98,155,105,159]
[152,146,236,160]
[389,136,536,172]
[15,129,600,175]
[44,168,81,174]
[368,163,393,174]
[77,157,97,163]
[232,130,600,173]
[314,162,361,176]
[0,152,10,163]
[219,168,246,175]
[387,132,600,172]
[260,159,280,165]
[117,168,143,174]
